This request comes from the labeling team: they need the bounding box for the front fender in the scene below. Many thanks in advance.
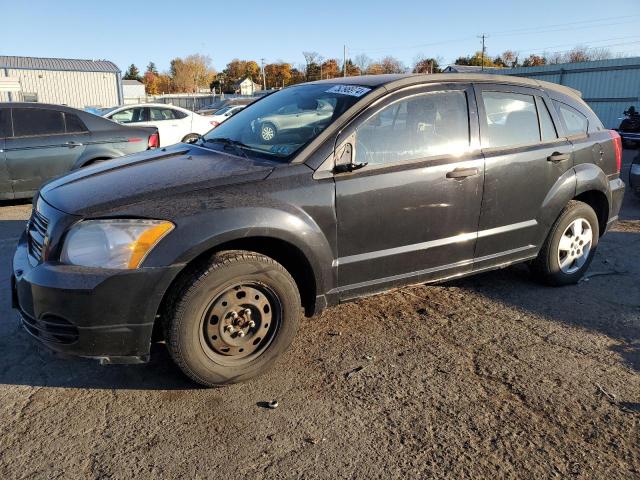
[146,206,335,297]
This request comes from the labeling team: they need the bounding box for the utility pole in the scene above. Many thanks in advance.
[478,34,488,72]
[260,58,266,90]
[343,45,347,77]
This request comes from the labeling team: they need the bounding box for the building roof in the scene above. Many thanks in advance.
[0,55,120,73]
[122,79,143,85]
[489,56,640,76]
[233,77,261,88]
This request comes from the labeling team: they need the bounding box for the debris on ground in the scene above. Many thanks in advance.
[345,366,366,379]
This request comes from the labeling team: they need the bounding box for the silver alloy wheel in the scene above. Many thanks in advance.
[261,124,275,141]
[557,217,593,274]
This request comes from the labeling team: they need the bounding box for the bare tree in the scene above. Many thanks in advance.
[353,54,372,73]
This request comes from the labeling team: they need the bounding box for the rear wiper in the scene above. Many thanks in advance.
[201,137,250,158]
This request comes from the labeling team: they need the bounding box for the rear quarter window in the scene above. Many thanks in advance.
[12,108,66,137]
[554,101,588,136]
[65,113,89,133]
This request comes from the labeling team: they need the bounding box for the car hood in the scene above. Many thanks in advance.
[40,144,277,216]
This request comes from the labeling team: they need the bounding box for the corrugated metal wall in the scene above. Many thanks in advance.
[498,57,640,128]
[0,69,120,108]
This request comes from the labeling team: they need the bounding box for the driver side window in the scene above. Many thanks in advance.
[355,90,470,166]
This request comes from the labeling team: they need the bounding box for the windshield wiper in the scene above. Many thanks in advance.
[201,137,250,158]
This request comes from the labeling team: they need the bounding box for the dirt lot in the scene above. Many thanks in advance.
[0,151,638,480]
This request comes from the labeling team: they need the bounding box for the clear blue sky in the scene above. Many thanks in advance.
[2,0,640,72]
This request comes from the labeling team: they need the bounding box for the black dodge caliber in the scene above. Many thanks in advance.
[13,74,624,386]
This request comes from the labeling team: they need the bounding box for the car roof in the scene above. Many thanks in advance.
[0,102,86,113]
[307,73,582,99]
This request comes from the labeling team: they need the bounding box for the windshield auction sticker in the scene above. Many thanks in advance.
[325,85,371,97]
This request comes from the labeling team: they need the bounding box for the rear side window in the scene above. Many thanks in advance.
[65,113,88,133]
[150,108,183,121]
[12,108,66,137]
[554,101,588,136]
[0,109,10,137]
[537,98,558,142]
[355,90,470,165]
[173,109,188,119]
[481,91,539,148]
[111,107,146,123]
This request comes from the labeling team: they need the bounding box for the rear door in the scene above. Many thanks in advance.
[473,84,572,269]
[148,107,186,145]
[5,107,88,197]
[334,84,484,298]
[0,108,12,199]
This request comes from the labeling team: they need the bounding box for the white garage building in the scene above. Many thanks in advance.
[0,55,123,108]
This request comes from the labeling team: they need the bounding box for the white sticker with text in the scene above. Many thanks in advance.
[325,85,371,97]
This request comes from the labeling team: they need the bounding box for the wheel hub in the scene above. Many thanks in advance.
[557,217,593,274]
[202,284,276,360]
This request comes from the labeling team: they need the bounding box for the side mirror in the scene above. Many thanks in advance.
[333,139,367,174]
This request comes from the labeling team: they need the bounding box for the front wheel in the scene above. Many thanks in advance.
[530,200,599,285]
[260,122,277,142]
[166,251,301,386]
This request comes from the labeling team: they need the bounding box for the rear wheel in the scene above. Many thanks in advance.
[166,251,301,386]
[531,200,599,285]
[182,133,200,144]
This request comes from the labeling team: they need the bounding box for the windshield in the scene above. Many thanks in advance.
[214,106,233,115]
[201,83,372,161]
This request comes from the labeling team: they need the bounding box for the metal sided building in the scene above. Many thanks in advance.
[0,56,123,108]
[495,57,640,129]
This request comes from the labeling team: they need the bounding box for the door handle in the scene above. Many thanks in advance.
[547,152,570,162]
[67,141,82,148]
[446,167,479,179]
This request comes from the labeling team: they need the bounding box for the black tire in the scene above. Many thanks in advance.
[530,200,599,286]
[182,133,200,144]
[166,250,301,387]
[260,122,277,142]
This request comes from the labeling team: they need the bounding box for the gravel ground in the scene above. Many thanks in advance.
[0,151,638,479]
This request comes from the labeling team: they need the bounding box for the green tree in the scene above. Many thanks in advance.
[124,64,141,81]
[146,62,158,75]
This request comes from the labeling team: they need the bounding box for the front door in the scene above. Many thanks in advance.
[0,108,12,199]
[5,107,88,197]
[473,84,573,268]
[334,84,484,299]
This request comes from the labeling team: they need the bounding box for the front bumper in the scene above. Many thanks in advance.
[12,232,182,362]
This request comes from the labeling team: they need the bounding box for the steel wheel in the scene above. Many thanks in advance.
[200,282,281,366]
[557,217,593,274]
[261,123,276,141]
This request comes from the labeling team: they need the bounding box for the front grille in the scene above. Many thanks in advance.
[21,312,79,344]
[27,208,49,262]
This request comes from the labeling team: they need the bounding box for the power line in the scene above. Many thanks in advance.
[349,15,640,56]
[490,14,640,36]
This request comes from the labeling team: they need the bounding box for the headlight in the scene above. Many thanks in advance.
[60,219,174,269]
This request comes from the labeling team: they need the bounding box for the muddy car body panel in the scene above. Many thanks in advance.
[11,74,624,369]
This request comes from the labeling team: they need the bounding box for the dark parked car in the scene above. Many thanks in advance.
[12,74,624,386]
[0,103,159,199]
[617,105,640,147]
[630,150,640,197]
